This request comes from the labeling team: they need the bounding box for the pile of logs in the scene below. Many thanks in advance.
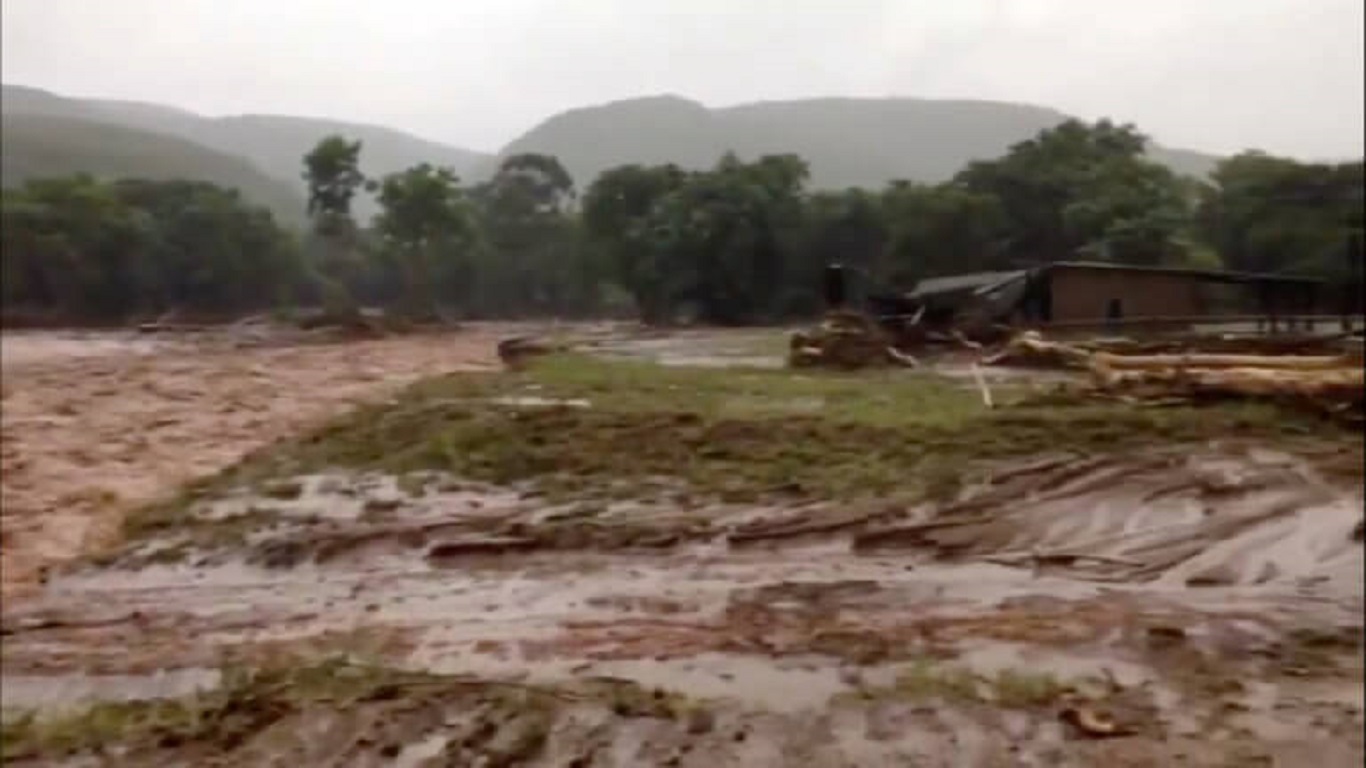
[988,331,1364,423]
[788,310,919,370]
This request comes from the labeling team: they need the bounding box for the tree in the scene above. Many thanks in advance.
[471,153,580,316]
[302,135,368,311]
[1,175,155,320]
[303,135,367,228]
[581,163,690,322]
[625,153,811,324]
[880,181,1006,285]
[11,119,1359,330]
[1,175,300,323]
[1196,152,1363,278]
[954,119,1192,265]
[373,163,477,317]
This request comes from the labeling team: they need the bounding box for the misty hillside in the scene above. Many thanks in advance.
[3,84,1223,221]
[490,95,1221,189]
[1,85,490,219]
[1,113,308,226]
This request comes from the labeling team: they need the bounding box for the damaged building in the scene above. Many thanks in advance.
[867,261,1333,333]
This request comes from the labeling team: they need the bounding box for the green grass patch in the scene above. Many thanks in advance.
[0,658,704,762]
[123,354,1350,542]
[837,659,1070,709]
[0,659,432,761]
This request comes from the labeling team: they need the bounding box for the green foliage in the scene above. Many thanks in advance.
[466,153,587,316]
[2,175,303,323]
[372,163,476,316]
[954,119,1193,265]
[1195,152,1363,279]
[301,136,369,312]
[5,117,1358,326]
[880,181,1006,284]
[302,135,366,231]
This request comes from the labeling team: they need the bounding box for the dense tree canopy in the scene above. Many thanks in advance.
[3,176,302,323]
[3,118,1361,326]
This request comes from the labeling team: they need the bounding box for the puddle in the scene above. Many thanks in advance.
[392,732,450,768]
[954,641,1157,688]
[3,447,1360,768]
[654,355,784,369]
[491,395,592,408]
[196,472,524,526]
[857,448,1364,596]
[585,654,891,712]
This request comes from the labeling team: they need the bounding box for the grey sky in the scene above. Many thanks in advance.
[3,0,1362,159]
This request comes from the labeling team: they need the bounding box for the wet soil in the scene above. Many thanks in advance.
[2,330,1362,766]
[6,446,1362,765]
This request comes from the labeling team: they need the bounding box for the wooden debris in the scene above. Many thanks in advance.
[1058,706,1135,738]
[788,310,918,370]
[985,330,1364,423]
[970,363,994,409]
[980,330,1093,369]
[1091,352,1350,372]
[426,536,540,559]
[497,337,561,369]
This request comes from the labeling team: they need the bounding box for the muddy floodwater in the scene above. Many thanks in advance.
[1,326,1362,767]
[0,328,503,598]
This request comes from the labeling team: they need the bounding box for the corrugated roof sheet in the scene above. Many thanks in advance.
[907,270,1028,299]
[1047,261,1326,284]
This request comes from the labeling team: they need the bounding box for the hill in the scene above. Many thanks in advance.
[3,85,1224,213]
[488,95,1221,190]
[1,113,309,226]
[1,85,491,220]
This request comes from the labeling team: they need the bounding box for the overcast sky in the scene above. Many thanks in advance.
[3,0,1363,159]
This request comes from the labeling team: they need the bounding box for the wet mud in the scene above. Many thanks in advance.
[2,328,1362,766]
[5,445,1362,765]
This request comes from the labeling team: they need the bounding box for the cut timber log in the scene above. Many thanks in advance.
[988,329,1363,423]
[981,331,1092,369]
[1091,352,1351,372]
[1094,366,1365,399]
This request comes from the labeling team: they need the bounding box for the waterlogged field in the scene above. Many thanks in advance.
[2,328,1362,767]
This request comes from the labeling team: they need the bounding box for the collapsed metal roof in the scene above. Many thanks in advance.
[906,270,1028,299]
[906,262,1326,301]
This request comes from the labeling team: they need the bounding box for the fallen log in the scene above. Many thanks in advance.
[1082,333,1353,357]
[980,331,1092,369]
[1091,352,1351,372]
[988,329,1363,423]
[1093,366,1365,400]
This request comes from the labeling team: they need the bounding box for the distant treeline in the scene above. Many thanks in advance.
[3,118,1361,325]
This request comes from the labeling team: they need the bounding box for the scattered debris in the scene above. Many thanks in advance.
[969,362,994,408]
[788,310,918,369]
[1058,705,1135,738]
[497,336,566,369]
[984,330,1364,422]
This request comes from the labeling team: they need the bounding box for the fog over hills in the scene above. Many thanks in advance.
[3,83,1223,224]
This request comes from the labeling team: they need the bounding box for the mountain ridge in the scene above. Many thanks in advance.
[1,84,489,220]
[489,93,1220,188]
[4,83,1226,222]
